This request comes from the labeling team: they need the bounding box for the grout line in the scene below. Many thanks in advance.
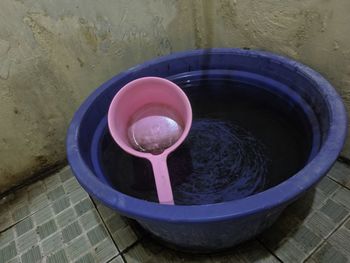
[90,198,149,262]
[326,214,350,239]
[1,209,43,234]
[337,156,350,167]
[120,252,127,263]
[106,254,126,263]
[118,234,148,256]
[0,221,17,235]
[256,238,283,263]
[106,255,118,262]
[302,240,325,263]
[118,228,149,256]
[90,198,150,255]
[326,175,350,192]
[0,205,41,235]
[90,197,123,256]
[303,214,350,262]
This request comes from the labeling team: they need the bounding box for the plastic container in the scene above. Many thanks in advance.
[66,48,347,251]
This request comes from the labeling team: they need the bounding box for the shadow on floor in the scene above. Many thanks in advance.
[123,189,315,262]
[257,189,315,250]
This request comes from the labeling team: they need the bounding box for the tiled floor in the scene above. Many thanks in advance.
[0,161,350,263]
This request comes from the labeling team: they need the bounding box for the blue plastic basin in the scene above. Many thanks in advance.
[66,49,347,251]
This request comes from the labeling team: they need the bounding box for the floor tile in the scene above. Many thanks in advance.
[75,198,94,216]
[70,188,89,205]
[29,194,49,214]
[11,205,30,222]
[94,238,119,262]
[0,206,13,233]
[57,207,77,227]
[0,241,17,263]
[345,217,350,230]
[46,249,69,263]
[47,186,65,201]
[105,214,128,234]
[123,240,159,263]
[93,200,115,220]
[317,176,340,196]
[65,236,90,261]
[27,181,46,201]
[292,225,322,254]
[331,187,350,210]
[16,229,38,254]
[327,162,350,189]
[258,186,334,262]
[0,168,119,263]
[327,223,350,258]
[62,221,82,243]
[9,191,29,209]
[20,245,41,263]
[44,174,62,192]
[305,211,336,237]
[94,200,142,253]
[41,232,63,256]
[59,167,73,183]
[105,215,140,252]
[108,255,125,263]
[75,253,96,263]
[15,217,34,237]
[0,228,14,248]
[75,253,95,263]
[111,225,138,252]
[272,238,306,263]
[0,167,76,233]
[320,199,349,223]
[79,210,101,231]
[63,177,81,194]
[32,205,54,225]
[37,219,57,240]
[87,224,108,246]
[306,242,348,263]
[52,196,71,214]
[6,257,21,263]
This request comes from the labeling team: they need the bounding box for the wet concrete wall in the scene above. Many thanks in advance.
[0,0,199,193]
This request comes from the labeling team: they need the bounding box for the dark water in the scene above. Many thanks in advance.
[97,80,312,205]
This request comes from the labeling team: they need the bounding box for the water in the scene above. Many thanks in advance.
[127,104,183,154]
[98,79,312,205]
[171,119,268,204]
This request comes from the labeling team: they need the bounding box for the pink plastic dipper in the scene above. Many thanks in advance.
[108,77,192,205]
